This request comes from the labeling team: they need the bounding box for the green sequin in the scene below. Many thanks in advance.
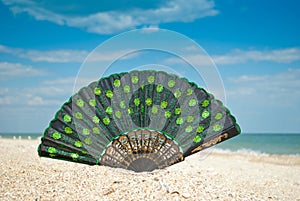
[202,110,210,119]
[185,126,193,132]
[145,98,152,106]
[106,90,113,98]
[193,135,202,143]
[106,107,113,115]
[176,117,184,125]
[134,98,140,106]
[48,147,57,154]
[113,79,121,87]
[161,101,168,109]
[52,131,61,140]
[103,117,110,125]
[75,112,83,119]
[76,99,84,107]
[186,88,193,96]
[168,80,175,88]
[148,75,155,83]
[174,89,182,98]
[131,76,139,84]
[187,116,194,123]
[202,99,210,107]
[120,101,126,109]
[196,125,205,133]
[89,99,96,107]
[84,138,92,145]
[115,111,122,119]
[94,87,101,95]
[123,85,130,93]
[83,128,90,135]
[165,111,172,118]
[92,127,100,134]
[175,108,181,115]
[189,99,197,107]
[71,153,79,159]
[213,123,222,132]
[215,112,223,120]
[152,106,158,114]
[92,116,100,124]
[74,140,82,148]
[64,127,73,134]
[63,114,72,123]
[128,108,133,114]
[156,84,164,93]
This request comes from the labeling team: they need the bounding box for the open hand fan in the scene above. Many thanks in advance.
[38,70,240,172]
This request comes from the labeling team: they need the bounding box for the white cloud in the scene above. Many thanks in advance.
[0,76,100,106]
[86,49,140,62]
[164,53,213,66]
[42,77,98,92]
[0,44,139,63]
[27,96,61,105]
[0,96,12,105]
[0,62,48,79]
[21,49,88,63]
[213,48,300,65]
[27,96,43,105]
[0,86,70,107]
[0,88,9,95]
[3,0,218,34]
[165,47,300,66]
[140,25,160,33]
[227,68,300,105]
[0,44,88,63]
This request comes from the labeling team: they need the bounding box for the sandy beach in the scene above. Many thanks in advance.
[0,139,299,201]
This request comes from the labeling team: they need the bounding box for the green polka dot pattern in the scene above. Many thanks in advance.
[145,98,152,106]
[106,107,113,115]
[113,79,121,87]
[147,75,155,83]
[131,76,139,84]
[74,140,82,148]
[75,112,83,119]
[94,87,101,95]
[105,90,113,98]
[89,99,96,107]
[168,80,175,88]
[52,131,61,140]
[76,99,84,107]
[123,85,130,93]
[38,70,241,171]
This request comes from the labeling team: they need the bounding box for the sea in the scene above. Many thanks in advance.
[0,133,299,155]
[215,133,300,155]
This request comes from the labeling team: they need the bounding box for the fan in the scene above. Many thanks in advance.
[38,70,240,172]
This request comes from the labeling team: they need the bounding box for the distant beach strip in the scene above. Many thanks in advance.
[0,133,41,140]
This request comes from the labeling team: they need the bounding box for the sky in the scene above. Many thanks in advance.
[0,0,300,133]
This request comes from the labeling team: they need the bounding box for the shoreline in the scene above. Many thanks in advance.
[1,139,300,200]
[1,137,299,156]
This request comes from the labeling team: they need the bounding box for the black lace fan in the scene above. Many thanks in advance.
[38,70,240,172]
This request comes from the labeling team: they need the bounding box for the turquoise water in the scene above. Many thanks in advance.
[215,133,300,155]
[1,133,299,155]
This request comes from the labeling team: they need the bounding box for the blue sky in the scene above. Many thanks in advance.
[0,0,300,133]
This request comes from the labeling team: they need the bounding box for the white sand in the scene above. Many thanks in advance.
[0,139,299,201]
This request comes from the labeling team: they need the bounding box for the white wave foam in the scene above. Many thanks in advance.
[210,148,269,156]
